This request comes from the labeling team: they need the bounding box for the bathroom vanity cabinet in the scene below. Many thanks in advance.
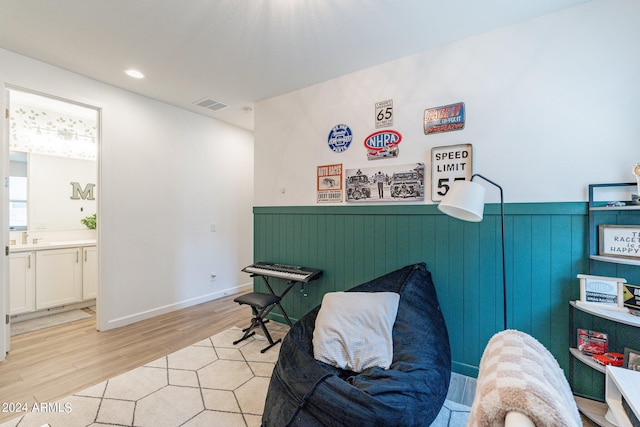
[9,252,35,315]
[569,183,640,425]
[9,241,97,316]
[82,246,97,300]
[35,247,83,309]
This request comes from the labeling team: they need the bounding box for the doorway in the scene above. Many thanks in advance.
[5,87,100,347]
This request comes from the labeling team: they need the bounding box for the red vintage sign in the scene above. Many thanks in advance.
[424,102,465,134]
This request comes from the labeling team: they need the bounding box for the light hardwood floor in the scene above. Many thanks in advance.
[0,292,289,424]
[1,297,599,426]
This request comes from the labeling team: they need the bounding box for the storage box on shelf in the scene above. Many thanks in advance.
[570,183,640,426]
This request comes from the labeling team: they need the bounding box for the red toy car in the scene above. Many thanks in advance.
[592,352,624,367]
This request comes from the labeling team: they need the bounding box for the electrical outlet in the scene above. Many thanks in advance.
[210,223,216,232]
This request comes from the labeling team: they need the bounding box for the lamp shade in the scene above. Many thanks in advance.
[437,180,486,222]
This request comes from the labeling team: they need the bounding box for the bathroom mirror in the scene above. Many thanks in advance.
[8,89,98,232]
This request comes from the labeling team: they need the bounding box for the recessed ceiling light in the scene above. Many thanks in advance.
[125,69,145,79]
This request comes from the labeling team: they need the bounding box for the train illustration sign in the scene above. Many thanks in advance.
[364,130,402,160]
[424,102,465,135]
[345,163,424,202]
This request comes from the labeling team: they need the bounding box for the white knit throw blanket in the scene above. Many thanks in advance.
[467,330,582,427]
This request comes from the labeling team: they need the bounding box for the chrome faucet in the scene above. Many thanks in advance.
[21,231,28,245]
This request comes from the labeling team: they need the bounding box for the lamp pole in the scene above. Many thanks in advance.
[471,174,507,330]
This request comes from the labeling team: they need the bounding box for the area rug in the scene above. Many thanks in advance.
[0,328,278,427]
[0,327,470,427]
[10,309,92,336]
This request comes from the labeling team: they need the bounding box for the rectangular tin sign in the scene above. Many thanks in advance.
[431,143,472,202]
[424,102,465,135]
[317,163,343,203]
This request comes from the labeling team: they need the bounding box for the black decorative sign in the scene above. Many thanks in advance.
[623,283,640,310]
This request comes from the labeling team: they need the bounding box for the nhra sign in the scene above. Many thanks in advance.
[364,130,402,161]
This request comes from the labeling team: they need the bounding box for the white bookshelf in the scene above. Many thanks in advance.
[605,366,640,426]
[570,301,640,328]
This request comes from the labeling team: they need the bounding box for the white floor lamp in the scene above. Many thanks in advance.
[437,174,507,330]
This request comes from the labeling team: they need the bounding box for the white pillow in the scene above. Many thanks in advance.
[312,291,400,372]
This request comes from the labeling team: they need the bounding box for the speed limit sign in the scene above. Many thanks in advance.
[375,99,393,128]
[431,144,473,202]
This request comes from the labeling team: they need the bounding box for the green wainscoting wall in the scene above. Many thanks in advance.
[253,203,588,378]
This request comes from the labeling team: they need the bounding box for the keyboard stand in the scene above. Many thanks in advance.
[233,275,296,352]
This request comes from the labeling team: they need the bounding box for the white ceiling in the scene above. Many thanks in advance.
[0,0,593,131]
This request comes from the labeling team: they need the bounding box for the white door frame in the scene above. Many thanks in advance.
[1,84,10,361]
[0,85,102,361]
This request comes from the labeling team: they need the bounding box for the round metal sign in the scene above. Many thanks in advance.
[327,124,353,153]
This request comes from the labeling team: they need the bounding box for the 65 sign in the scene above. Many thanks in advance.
[431,144,473,202]
[375,99,393,128]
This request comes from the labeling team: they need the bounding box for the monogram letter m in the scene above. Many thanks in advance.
[70,182,96,200]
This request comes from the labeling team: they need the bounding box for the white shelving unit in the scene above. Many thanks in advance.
[569,301,640,374]
[570,302,640,426]
[605,366,640,426]
[570,347,605,373]
[590,206,640,211]
[574,396,616,427]
[589,255,640,267]
[571,183,640,426]
[570,301,640,328]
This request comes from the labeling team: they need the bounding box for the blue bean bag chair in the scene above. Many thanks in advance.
[262,263,451,427]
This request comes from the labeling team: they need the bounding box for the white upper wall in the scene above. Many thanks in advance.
[255,0,640,205]
[0,48,254,330]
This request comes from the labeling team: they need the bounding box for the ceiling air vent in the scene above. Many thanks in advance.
[193,98,229,111]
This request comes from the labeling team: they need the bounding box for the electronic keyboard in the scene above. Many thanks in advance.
[242,262,322,283]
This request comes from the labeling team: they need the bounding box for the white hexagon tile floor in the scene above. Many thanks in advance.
[0,328,281,427]
[1,326,471,427]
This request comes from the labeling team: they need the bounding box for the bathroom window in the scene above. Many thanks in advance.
[9,176,27,231]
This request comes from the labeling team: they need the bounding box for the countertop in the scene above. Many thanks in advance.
[10,239,97,253]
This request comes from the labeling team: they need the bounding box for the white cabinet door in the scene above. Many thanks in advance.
[9,252,35,315]
[82,246,97,300]
[35,248,82,310]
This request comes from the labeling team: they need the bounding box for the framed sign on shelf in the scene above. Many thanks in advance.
[599,224,640,260]
[576,274,628,312]
[623,283,640,312]
[624,347,640,371]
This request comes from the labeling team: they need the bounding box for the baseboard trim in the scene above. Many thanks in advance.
[11,299,96,323]
[452,361,480,378]
[100,282,253,331]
